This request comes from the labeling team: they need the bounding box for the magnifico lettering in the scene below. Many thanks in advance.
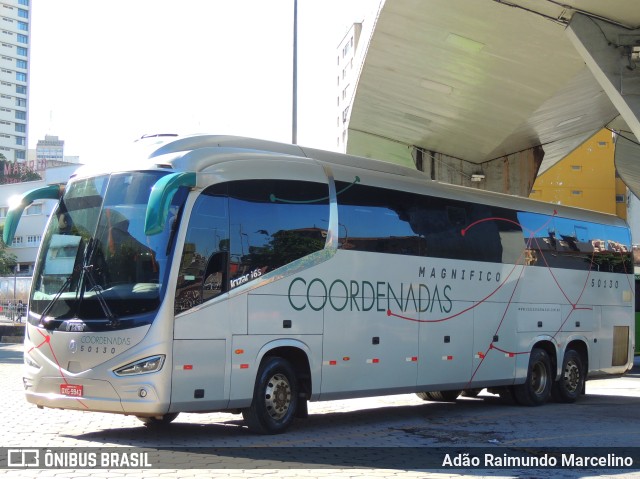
[423,266,500,283]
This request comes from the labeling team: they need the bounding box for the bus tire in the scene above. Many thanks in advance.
[513,348,552,406]
[137,412,179,427]
[416,390,460,402]
[461,388,482,398]
[242,356,298,434]
[551,349,585,403]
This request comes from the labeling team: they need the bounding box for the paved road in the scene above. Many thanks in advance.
[0,342,639,478]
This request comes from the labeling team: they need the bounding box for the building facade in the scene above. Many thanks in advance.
[36,134,64,165]
[0,0,29,163]
[0,160,79,276]
[529,129,627,220]
[336,22,362,153]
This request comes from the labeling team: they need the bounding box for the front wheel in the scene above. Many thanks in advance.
[513,348,552,406]
[137,412,179,427]
[552,349,585,403]
[242,356,298,434]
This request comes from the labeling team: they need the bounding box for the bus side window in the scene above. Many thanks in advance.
[228,179,329,289]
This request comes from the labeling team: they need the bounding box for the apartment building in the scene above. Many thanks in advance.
[0,0,29,163]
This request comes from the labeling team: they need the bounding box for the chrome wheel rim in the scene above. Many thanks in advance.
[264,373,292,420]
[562,359,581,393]
[532,361,548,395]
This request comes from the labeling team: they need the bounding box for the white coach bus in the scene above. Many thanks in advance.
[4,134,635,434]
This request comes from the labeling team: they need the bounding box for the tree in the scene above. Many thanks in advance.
[0,225,17,275]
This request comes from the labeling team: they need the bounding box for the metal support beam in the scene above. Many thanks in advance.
[566,13,640,194]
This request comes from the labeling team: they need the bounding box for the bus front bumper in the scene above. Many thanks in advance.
[23,375,169,416]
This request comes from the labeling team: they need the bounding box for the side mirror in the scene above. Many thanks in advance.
[144,172,196,236]
[3,184,63,246]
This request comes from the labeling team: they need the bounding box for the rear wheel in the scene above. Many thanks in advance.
[416,390,461,402]
[242,357,298,434]
[461,388,482,398]
[552,349,585,403]
[513,348,552,406]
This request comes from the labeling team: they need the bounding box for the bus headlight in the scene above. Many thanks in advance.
[113,355,165,376]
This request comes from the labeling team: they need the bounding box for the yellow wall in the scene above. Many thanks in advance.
[529,129,627,220]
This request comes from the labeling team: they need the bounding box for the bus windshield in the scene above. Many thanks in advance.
[30,171,185,324]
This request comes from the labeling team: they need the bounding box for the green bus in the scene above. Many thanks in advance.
[636,274,640,355]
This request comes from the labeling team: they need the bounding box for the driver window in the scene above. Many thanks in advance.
[175,186,229,314]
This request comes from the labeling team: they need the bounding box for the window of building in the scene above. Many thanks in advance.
[27,235,41,244]
[616,194,626,203]
[16,59,26,69]
[16,46,26,56]
[17,21,27,31]
[25,203,42,215]
[342,106,349,123]
[15,135,24,145]
[17,34,27,43]
[18,8,28,18]
[15,98,25,106]
[15,123,25,132]
[15,84,25,94]
[571,190,582,196]
[15,150,25,159]
[12,236,23,245]
[570,165,582,171]
[15,72,26,82]
[19,0,28,5]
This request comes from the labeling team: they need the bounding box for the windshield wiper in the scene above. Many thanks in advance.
[39,274,73,329]
[78,238,119,326]
[83,264,118,325]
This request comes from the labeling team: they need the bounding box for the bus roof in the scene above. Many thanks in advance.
[71,133,628,229]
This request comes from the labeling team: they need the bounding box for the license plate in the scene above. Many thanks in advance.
[60,384,83,397]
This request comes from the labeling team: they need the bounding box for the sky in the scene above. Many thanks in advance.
[28,0,379,166]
